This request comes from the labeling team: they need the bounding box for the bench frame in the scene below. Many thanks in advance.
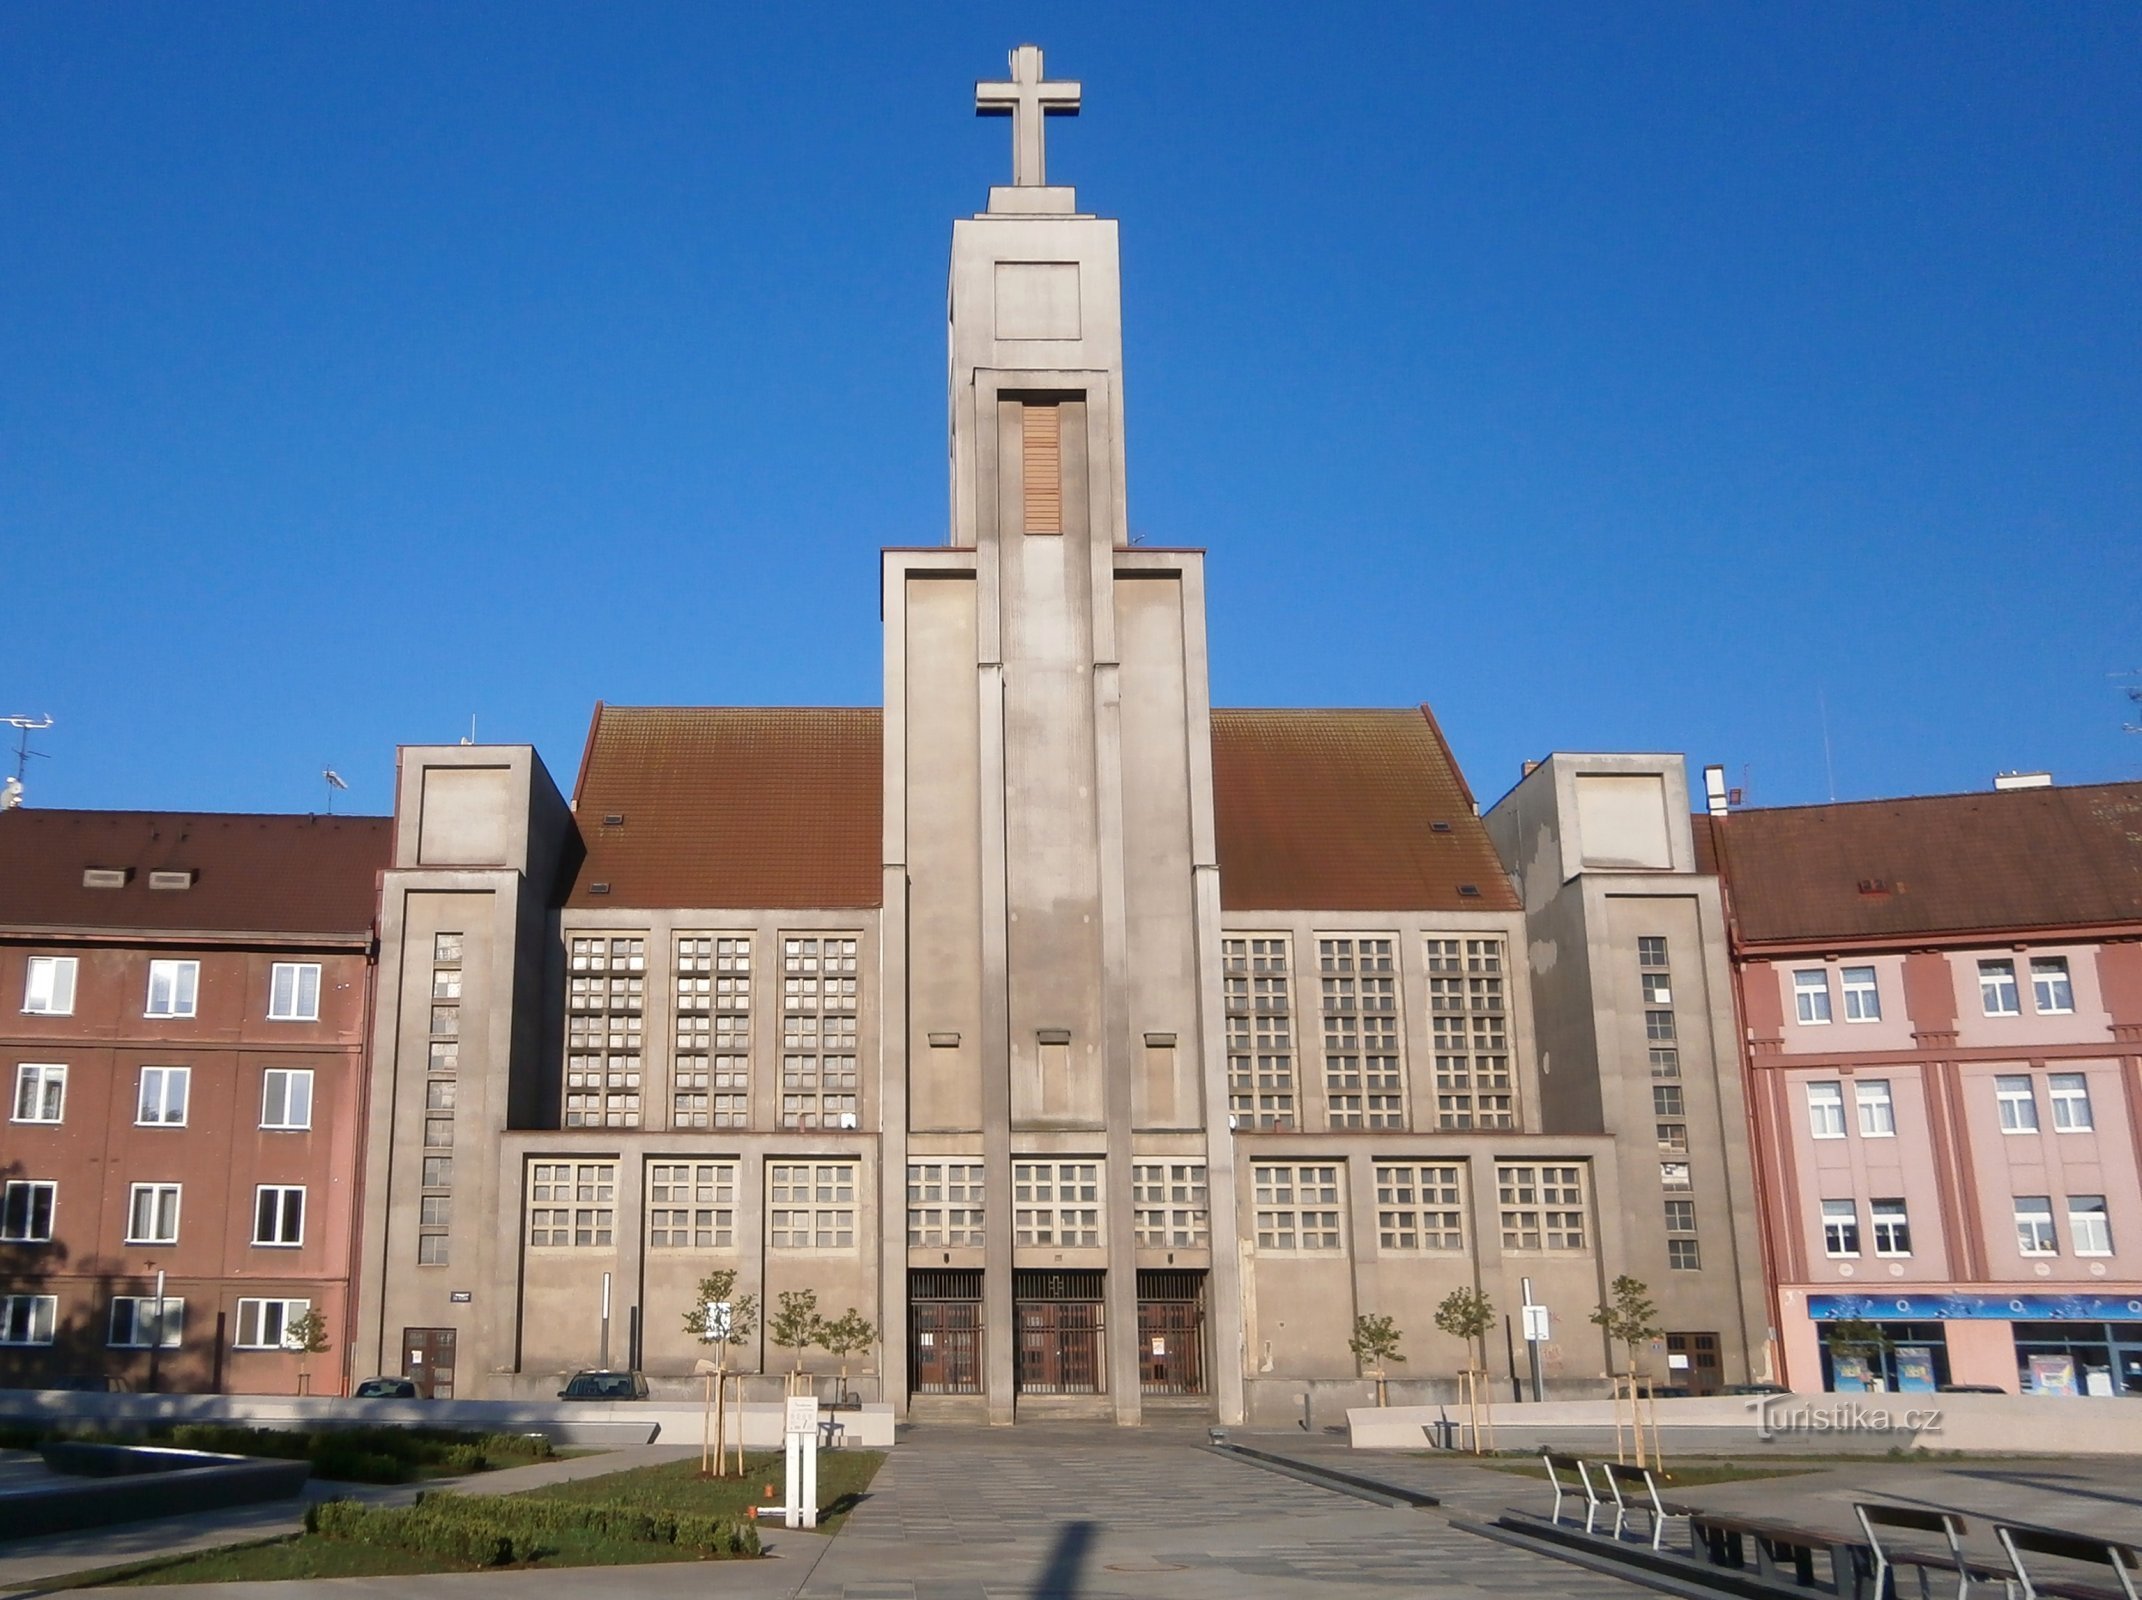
[1601,1459,1695,1554]
[1995,1522,2141,1600]
[1540,1451,1605,1534]
[1854,1501,2015,1600]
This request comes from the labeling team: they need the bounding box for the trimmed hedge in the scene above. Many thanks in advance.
[305,1492,760,1562]
[306,1500,518,1567]
[0,1423,550,1484]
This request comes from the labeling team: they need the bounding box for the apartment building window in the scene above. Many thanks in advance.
[1426,937,1513,1129]
[2032,958,2074,1014]
[1866,1198,1910,1256]
[1132,1162,1210,1248]
[1821,1199,1860,1257]
[1657,1122,1688,1153]
[2070,1195,2113,1257]
[126,1183,181,1244]
[1653,1084,1685,1118]
[22,956,76,1015]
[1806,1081,1846,1139]
[1223,938,1295,1128]
[1979,960,2020,1017]
[1649,1048,1679,1078]
[261,1069,314,1130]
[1664,1199,1699,1270]
[268,963,321,1022]
[908,1160,986,1247]
[675,935,751,1130]
[1374,1162,1464,1251]
[13,1063,66,1123]
[1012,1160,1102,1247]
[136,1066,189,1127]
[109,1296,183,1348]
[780,936,859,1130]
[1319,937,1404,1129]
[1995,1075,2039,1133]
[234,1297,309,1350]
[1660,1161,1692,1191]
[1498,1164,1586,1251]
[1645,1009,1677,1042]
[1855,1079,1895,1137]
[422,1156,453,1188]
[1641,970,1672,1006]
[1841,966,1881,1022]
[1637,935,1669,968]
[1793,969,1832,1024]
[768,1161,858,1249]
[567,936,645,1129]
[1,1181,55,1243]
[145,959,199,1019]
[428,934,461,1071]
[2049,1073,2094,1132]
[527,1162,616,1248]
[2015,1196,2057,1256]
[1253,1163,1342,1251]
[252,1185,305,1246]
[0,1296,57,1346]
[648,1161,736,1249]
[417,1233,449,1266]
[417,1194,451,1266]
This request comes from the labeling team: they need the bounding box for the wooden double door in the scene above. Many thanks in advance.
[401,1327,457,1399]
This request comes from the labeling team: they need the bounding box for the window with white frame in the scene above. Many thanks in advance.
[768,1161,858,1249]
[1223,937,1296,1128]
[109,1296,183,1348]
[780,936,859,1130]
[527,1161,616,1248]
[647,1161,736,1249]
[12,1063,65,1123]
[261,1068,314,1130]
[1426,937,1514,1129]
[1012,1160,1101,1247]
[2032,957,2074,1014]
[2049,1073,2094,1132]
[1793,969,1832,1024]
[22,956,76,1016]
[1979,959,2020,1016]
[1995,1074,2039,1133]
[1871,1197,1912,1256]
[1498,1164,1587,1251]
[136,1066,189,1126]
[126,1183,180,1244]
[1841,966,1881,1022]
[145,959,199,1018]
[674,935,751,1130]
[234,1297,309,1350]
[2015,1195,2057,1256]
[1855,1079,1895,1137]
[252,1185,305,1246]
[907,1160,986,1248]
[1373,1161,1464,1251]
[1806,1080,1846,1139]
[1253,1162,1342,1250]
[1132,1162,1210,1248]
[0,1295,57,1346]
[267,963,321,1021]
[2069,1195,2113,1257]
[1821,1198,1860,1257]
[1,1181,54,1243]
[1319,937,1405,1129]
[566,936,644,1128]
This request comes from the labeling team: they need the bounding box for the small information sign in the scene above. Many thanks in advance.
[785,1395,820,1436]
[783,1396,821,1529]
[1521,1304,1551,1343]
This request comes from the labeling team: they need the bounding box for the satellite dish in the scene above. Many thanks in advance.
[1,776,21,810]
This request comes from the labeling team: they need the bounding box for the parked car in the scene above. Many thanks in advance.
[1937,1383,2006,1394]
[557,1370,649,1401]
[50,1374,130,1393]
[1726,1382,1791,1396]
[352,1376,421,1399]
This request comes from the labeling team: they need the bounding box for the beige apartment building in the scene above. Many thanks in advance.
[351,50,1764,1422]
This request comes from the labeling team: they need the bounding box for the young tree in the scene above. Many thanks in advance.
[818,1308,878,1401]
[767,1289,824,1383]
[283,1307,331,1397]
[1433,1288,1495,1369]
[1589,1274,1662,1377]
[1348,1312,1405,1406]
[681,1267,760,1362]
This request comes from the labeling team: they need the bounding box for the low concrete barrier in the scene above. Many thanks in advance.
[1,1445,308,1542]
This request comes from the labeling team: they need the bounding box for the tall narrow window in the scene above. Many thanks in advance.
[675,935,751,1130]
[1223,938,1295,1128]
[1426,937,1514,1129]
[1871,1198,1912,1256]
[1979,960,2020,1016]
[1793,969,1831,1023]
[2015,1195,2057,1256]
[1319,937,1405,1129]
[1995,1074,2039,1133]
[1021,402,1061,533]
[1806,1081,1846,1139]
[2049,1073,2094,1132]
[1855,1079,1895,1137]
[2069,1195,2113,1257]
[781,936,859,1129]
[2031,957,2074,1014]
[1821,1199,1860,1256]
[566,936,644,1128]
[1841,966,1881,1022]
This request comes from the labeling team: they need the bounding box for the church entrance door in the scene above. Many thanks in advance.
[1137,1269,1206,1396]
[908,1269,984,1396]
[1013,1270,1104,1395]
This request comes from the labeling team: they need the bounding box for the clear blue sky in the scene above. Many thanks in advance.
[5,3,2138,819]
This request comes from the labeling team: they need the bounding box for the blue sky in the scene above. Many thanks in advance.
[4,3,2138,819]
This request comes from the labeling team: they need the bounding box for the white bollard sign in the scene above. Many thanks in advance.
[782,1395,820,1529]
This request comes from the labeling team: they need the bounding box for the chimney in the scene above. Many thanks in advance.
[1993,771,2052,791]
[1703,764,1730,817]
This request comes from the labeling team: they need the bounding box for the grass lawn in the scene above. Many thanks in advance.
[525,1449,885,1534]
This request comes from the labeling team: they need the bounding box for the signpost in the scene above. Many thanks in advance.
[1520,1278,1548,1402]
[698,1301,736,1478]
[783,1394,820,1529]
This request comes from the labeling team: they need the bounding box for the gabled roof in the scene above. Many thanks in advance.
[0,810,388,938]
[1714,781,2142,947]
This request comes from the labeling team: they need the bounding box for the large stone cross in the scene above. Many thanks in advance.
[975,45,1080,187]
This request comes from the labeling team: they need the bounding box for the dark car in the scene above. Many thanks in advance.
[1727,1382,1792,1396]
[352,1376,421,1399]
[50,1374,130,1393]
[558,1370,649,1401]
[1937,1383,2007,1394]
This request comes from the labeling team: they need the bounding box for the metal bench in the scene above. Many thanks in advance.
[1692,1507,1867,1595]
[1601,1460,1696,1553]
[1854,1502,2018,1600]
[1995,1524,2141,1600]
[1540,1451,1605,1533]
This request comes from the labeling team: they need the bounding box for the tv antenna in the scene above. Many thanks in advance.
[2,715,53,809]
[322,767,349,814]
[2116,670,2142,735]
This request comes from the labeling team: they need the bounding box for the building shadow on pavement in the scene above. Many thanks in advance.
[1031,1519,1096,1597]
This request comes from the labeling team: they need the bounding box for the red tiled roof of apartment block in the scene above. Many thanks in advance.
[0,810,389,936]
[1714,781,2142,946]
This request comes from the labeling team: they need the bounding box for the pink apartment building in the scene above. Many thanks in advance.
[1713,780,2142,1396]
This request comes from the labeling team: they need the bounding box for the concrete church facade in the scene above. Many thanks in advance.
[352,50,1765,1423]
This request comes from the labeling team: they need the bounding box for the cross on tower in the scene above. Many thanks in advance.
[975,45,1081,187]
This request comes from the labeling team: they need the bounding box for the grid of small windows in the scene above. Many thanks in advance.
[1131,1162,1209,1248]
[1425,938,1513,1129]
[647,1161,736,1249]
[1374,1162,1464,1251]
[420,933,461,1264]
[769,1161,857,1248]
[527,1161,615,1248]
[567,937,644,1128]
[1498,1164,1587,1251]
[1641,939,1689,1164]
[1318,938,1404,1129]
[1013,1160,1102,1247]
[1252,1162,1342,1250]
[674,936,751,1129]
[780,937,859,1130]
[1222,938,1296,1128]
[908,1161,986,1247]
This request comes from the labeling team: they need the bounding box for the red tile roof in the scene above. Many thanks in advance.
[0,810,388,938]
[1714,781,2142,947]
